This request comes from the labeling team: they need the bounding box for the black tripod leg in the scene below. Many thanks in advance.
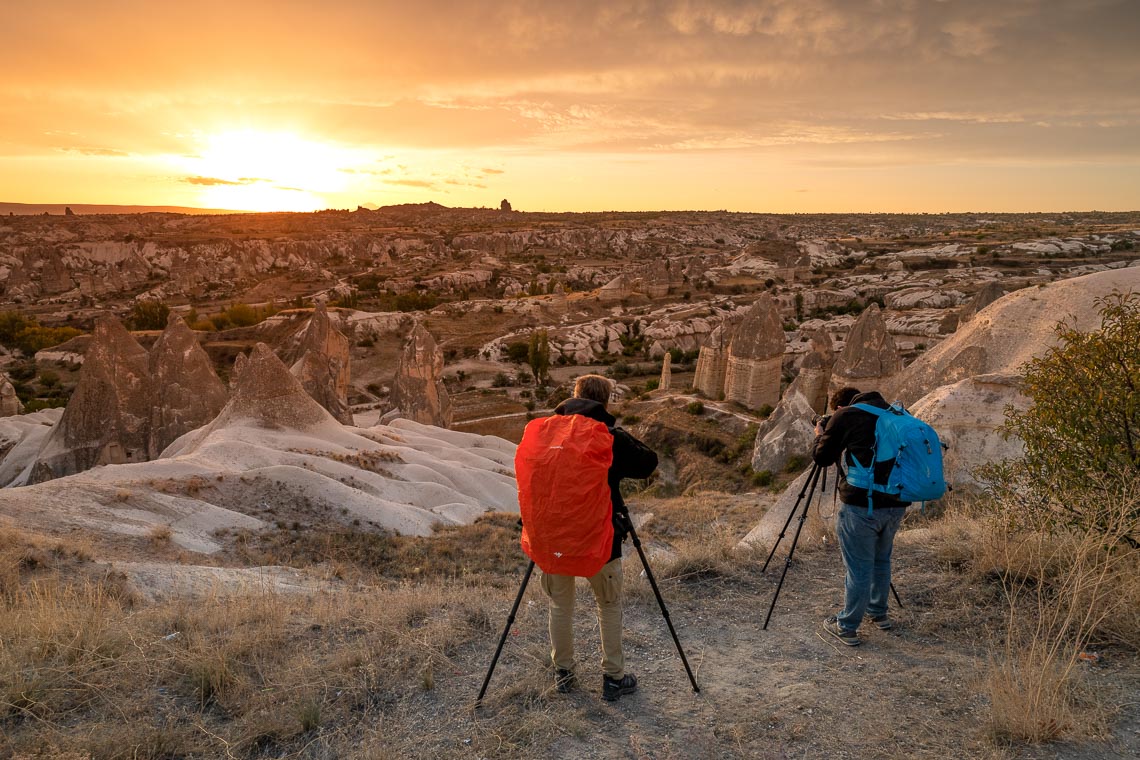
[761,464,822,573]
[762,463,824,630]
[890,582,903,609]
[476,560,535,705]
[626,523,700,694]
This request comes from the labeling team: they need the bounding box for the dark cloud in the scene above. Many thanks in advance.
[62,146,130,157]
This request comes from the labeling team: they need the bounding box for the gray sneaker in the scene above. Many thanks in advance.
[822,616,861,646]
[866,614,893,630]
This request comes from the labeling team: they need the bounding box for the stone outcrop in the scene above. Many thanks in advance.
[597,273,633,302]
[957,282,1005,324]
[192,343,333,436]
[26,315,152,482]
[693,324,730,399]
[796,330,834,414]
[659,353,672,391]
[391,323,452,428]
[884,267,1140,406]
[750,382,817,474]
[288,303,353,424]
[0,372,23,416]
[148,314,229,457]
[909,374,1029,493]
[724,295,785,410]
[830,304,901,398]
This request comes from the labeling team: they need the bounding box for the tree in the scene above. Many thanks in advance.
[129,300,170,330]
[985,291,1140,545]
[527,330,550,386]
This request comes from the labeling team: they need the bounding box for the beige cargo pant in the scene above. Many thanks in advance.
[539,558,624,679]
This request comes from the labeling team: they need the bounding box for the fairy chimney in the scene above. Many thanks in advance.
[27,314,151,482]
[797,330,835,415]
[0,372,23,416]
[693,324,730,398]
[724,295,785,411]
[830,304,901,397]
[391,322,452,428]
[288,303,353,424]
[202,343,333,433]
[659,352,672,392]
[148,313,228,457]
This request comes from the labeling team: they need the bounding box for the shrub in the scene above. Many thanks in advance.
[686,401,704,416]
[129,300,170,330]
[983,292,1140,546]
[752,470,773,487]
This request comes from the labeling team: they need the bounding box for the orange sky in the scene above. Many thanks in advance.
[2,1,1138,212]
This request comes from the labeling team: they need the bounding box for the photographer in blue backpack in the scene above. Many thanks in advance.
[811,386,946,646]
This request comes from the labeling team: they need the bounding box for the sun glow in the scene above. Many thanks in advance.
[181,130,366,212]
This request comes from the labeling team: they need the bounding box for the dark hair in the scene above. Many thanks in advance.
[831,386,860,410]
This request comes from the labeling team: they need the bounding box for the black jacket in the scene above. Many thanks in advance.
[554,398,659,560]
[811,391,910,510]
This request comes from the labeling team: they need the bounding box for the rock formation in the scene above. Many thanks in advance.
[597,273,633,302]
[148,314,229,458]
[957,282,1005,324]
[0,372,23,416]
[288,303,353,424]
[26,314,152,482]
[659,353,672,392]
[641,259,675,299]
[884,267,1140,406]
[191,343,333,436]
[724,295,785,410]
[750,382,817,475]
[909,374,1028,492]
[797,330,834,414]
[693,323,730,399]
[391,322,452,428]
[830,304,901,399]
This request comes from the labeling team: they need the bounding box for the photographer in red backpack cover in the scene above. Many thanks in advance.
[541,374,658,701]
[811,386,909,647]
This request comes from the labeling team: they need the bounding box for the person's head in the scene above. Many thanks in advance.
[573,374,613,406]
[831,386,860,410]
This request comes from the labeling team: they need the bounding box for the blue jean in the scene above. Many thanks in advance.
[836,504,904,632]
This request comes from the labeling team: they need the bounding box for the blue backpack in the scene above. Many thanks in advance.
[845,402,946,514]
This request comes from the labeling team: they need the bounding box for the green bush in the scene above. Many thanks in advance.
[983,292,1140,546]
[686,401,704,415]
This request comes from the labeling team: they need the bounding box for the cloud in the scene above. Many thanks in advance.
[387,178,436,189]
[481,167,504,175]
[183,176,254,186]
[62,146,130,157]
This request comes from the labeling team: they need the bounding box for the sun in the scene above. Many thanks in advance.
[183,130,361,212]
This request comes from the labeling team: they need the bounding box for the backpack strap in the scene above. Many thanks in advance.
[850,403,890,515]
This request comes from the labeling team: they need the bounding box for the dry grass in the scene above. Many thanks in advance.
[980,488,1140,745]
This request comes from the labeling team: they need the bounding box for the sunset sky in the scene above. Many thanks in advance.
[2,0,1137,213]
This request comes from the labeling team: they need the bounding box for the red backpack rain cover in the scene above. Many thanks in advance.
[517,414,614,577]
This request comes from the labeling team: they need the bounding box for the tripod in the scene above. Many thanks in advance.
[476,515,700,704]
[760,462,902,630]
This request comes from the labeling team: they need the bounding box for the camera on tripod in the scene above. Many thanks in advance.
[812,413,832,428]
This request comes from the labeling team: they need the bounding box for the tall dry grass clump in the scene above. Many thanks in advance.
[982,482,1140,744]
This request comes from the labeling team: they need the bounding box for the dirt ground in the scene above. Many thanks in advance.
[364,534,1140,759]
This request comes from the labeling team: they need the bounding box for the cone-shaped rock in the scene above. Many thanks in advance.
[229,352,248,390]
[148,313,228,458]
[391,322,452,428]
[958,282,1005,324]
[724,294,785,410]
[797,330,834,414]
[830,304,900,397]
[289,303,352,424]
[694,323,730,398]
[203,343,332,433]
[659,353,672,391]
[0,372,23,416]
[751,381,817,474]
[27,314,151,482]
